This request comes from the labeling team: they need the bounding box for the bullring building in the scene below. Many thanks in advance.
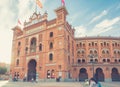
[10,6,120,82]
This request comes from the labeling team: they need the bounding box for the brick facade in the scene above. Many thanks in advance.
[10,6,120,81]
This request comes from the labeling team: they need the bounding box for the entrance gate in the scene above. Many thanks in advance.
[79,68,88,81]
[111,68,120,81]
[27,59,37,81]
[95,68,104,81]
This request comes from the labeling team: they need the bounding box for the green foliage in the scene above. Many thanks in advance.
[0,67,7,74]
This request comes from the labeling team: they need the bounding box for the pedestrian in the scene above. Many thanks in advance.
[89,78,98,87]
[97,82,102,87]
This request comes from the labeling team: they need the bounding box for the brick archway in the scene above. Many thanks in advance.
[94,68,104,82]
[79,68,88,81]
[111,68,120,81]
[27,59,37,81]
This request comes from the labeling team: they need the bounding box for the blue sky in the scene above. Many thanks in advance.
[0,0,120,63]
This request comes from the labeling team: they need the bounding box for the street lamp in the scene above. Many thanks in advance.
[88,54,97,77]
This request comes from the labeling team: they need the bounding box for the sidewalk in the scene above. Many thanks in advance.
[1,81,120,87]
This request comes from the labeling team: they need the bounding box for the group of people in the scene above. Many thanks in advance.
[89,77,102,87]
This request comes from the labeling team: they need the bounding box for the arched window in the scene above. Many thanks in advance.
[17,50,20,56]
[89,43,91,46]
[90,50,93,54]
[16,59,19,66]
[103,59,106,62]
[104,42,106,46]
[107,59,110,63]
[112,43,114,47]
[82,59,85,63]
[47,70,51,79]
[95,43,97,46]
[78,59,81,64]
[94,50,97,54]
[49,42,53,49]
[39,44,42,51]
[114,59,117,63]
[80,43,82,47]
[118,51,120,56]
[90,59,93,62]
[102,50,105,54]
[77,51,80,54]
[18,42,21,46]
[101,43,103,46]
[95,59,98,62]
[106,50,109,54]
[25,47,28,54]
[119,59,120,62]
[30,38,36,52]
[114,51,116,54]
[49,53,53,61]
[51,70,55,79]
[50,32,53,37]
[82,51,84,54]
[68,56,70,64]
[77,44,78,47]
[92,42,94,46]
[83,43,85,47]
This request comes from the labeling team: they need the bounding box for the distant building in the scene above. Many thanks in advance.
[10,6,120,82]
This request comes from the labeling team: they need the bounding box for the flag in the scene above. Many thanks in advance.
[17,19,24,29]
[18,19,21,25]
[61,0,65,6]
[36,0,43,8]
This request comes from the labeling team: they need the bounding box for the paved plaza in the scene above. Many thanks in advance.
[0,80,120,87]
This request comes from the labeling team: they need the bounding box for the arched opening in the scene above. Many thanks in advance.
[51,70,55,79]
[78,59,81,64]
[111,68,120,81]
[47,70,51,79]
[95,68,104,82]
[79,68,88,81]
[39,43,42,51]
[27,59,37,81]
[49,53,53,61]
[30,38,36,53]
[49,42,53,49]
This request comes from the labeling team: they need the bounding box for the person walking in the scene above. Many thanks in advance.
[89,78,98,87]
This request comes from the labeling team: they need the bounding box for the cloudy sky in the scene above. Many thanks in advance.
[0,0,120,63]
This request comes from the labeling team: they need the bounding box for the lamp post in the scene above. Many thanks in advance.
[91,59,95,77]
[89,54,97,77]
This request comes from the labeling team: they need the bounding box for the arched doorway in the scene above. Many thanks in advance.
[95,68,104,81]
[27,59,37,81]
[47,70,51,79]
[79,68,88,81]
[111,68,120,81]
[51,70,55,79]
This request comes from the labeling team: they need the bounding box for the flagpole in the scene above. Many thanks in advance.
[35,0,37,13]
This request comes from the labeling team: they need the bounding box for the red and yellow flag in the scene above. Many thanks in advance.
[61,0,65,6]
[36,0,43,8]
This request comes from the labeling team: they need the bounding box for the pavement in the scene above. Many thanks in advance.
[0,80,120,87]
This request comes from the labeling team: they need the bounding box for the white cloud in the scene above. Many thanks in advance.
[90,17,120,35]
[0,0,16,63]
[0,0,47,63]
[89,10,108,24]
[95,17,120,28]
[74,26,87,37]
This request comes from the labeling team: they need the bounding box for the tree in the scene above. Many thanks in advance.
[0,67,7,74]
